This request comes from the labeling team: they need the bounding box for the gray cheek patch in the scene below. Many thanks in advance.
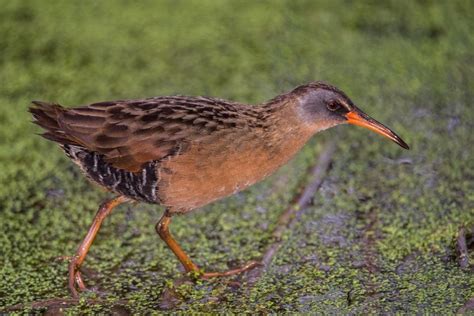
[297,90,334,123]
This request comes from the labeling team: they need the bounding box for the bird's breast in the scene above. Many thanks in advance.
[157,127,313,213]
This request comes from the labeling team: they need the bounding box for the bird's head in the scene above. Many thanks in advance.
[293,82,409,149]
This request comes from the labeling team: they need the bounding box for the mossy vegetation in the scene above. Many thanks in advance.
[1,0,473,313]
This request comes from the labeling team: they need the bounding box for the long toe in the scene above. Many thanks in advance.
[200,260,262,279]
[75,271,87,291]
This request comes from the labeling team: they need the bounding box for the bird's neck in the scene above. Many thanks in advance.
[256,99,316,164]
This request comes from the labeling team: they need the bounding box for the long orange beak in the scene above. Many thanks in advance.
[346,109,409,149]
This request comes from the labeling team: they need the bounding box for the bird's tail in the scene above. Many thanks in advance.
[29,101,77,145]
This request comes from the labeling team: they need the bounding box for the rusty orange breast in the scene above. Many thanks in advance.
[157,115,314,213]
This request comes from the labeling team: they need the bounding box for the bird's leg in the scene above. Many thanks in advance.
[155,210,261,279]
[68,195,128,297]
[155,210,200,273]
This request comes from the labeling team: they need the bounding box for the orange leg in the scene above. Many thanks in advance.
[68,195,128,297]
[155,210,261,278]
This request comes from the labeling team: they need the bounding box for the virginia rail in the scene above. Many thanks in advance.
[30,81,409,297]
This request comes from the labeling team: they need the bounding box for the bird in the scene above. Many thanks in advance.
[29,81,409,297]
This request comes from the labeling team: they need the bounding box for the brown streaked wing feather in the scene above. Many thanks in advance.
[55,101,180,172]
[55,97,258,172]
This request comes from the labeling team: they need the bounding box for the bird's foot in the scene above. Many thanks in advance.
[199,260,262,279]
[68,256,88,297]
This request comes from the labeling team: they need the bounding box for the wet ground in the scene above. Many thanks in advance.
[1,1,473,314]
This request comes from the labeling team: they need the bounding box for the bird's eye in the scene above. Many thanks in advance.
[327,101,341,112]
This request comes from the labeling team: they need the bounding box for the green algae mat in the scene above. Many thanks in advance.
[1,0,473,314]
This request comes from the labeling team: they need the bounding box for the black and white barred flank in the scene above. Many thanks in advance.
[64,144,160,203]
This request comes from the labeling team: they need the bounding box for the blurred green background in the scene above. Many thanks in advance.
[1,0,473,313]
